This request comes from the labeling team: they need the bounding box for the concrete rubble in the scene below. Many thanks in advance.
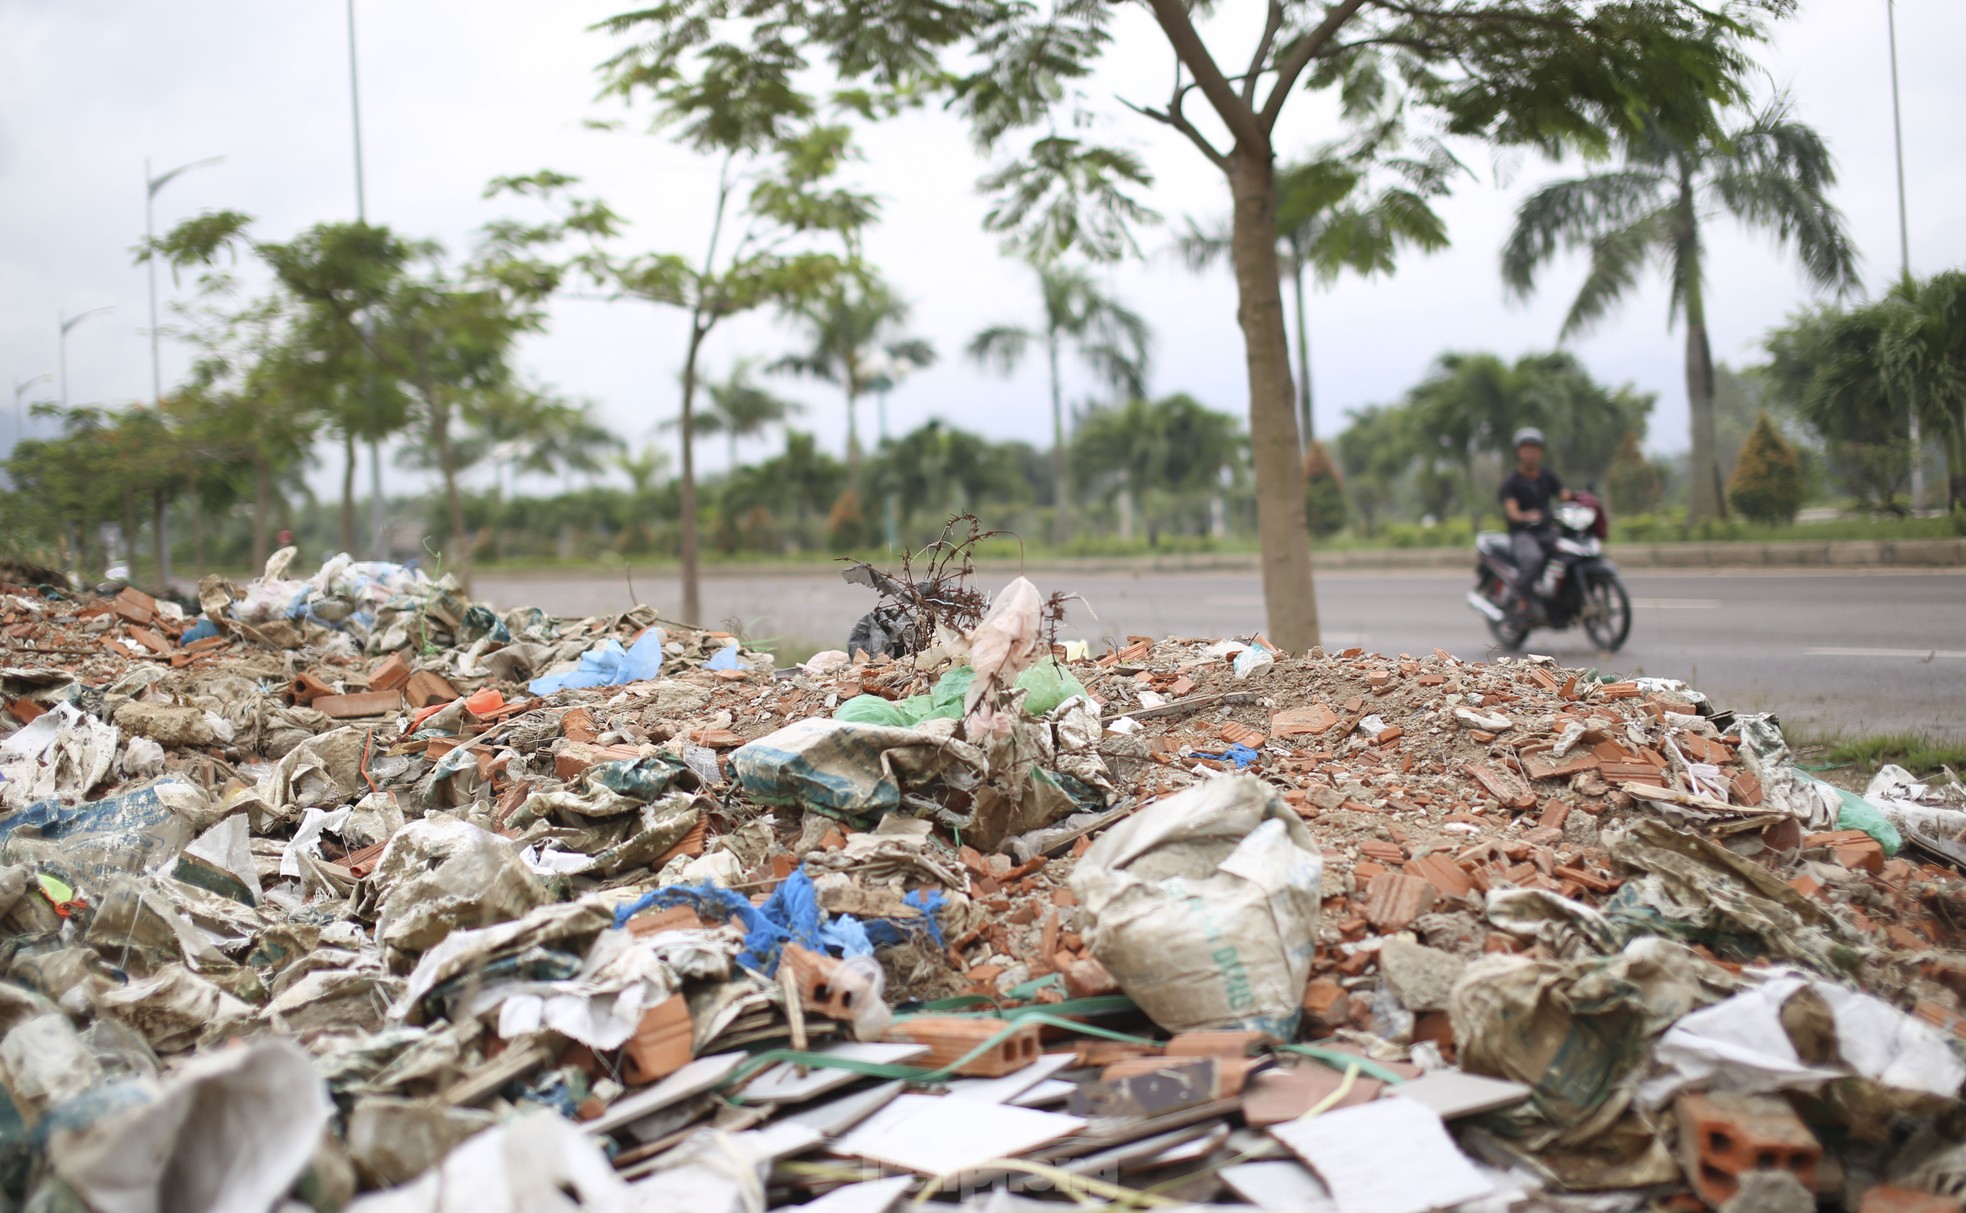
[2,547,1965,1212]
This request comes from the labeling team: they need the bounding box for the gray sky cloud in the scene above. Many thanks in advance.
[2,1,1959,500]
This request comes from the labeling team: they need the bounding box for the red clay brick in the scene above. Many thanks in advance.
[621,995,694,1086]
[404,670,460,709]
[1675,1091,1820,1207]
[1861,1186,1963,1213]
[369,651,411,692]
[885,1016,1041,1076]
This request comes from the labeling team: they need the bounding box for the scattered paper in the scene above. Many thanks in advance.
[830,1093,1084,1176]
[1220,1161,1338,1213]
[744,1042,928,1104]
[1388,1071,1533,1120]
[1270,1097,1492,1213]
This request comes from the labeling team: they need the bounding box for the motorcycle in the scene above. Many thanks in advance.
[1465,491,1631,652]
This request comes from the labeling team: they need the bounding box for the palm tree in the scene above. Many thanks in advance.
[1072,394,1242,546]
[676,359,804,470]
[967,260,1150,543]
[774,276,933,485]
[1503,96,1859,523]
[1179,126,1457,447]
[613,443,670,553]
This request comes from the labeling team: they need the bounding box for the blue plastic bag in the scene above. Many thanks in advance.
[529,628,664,696]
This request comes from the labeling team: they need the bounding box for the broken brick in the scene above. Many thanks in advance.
[369,651,411,692]
[1363,872,1437,931]
[311,690,404,719]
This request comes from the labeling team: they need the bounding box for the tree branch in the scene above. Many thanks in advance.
[1244,0,1284,103]
[1260,0,1371,133]
[1144,0,1267,152]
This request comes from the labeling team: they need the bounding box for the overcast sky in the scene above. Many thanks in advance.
[3,1,1960,499]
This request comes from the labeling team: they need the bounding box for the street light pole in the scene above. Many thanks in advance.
[1886,0,1922,511]
[58,307,114,410]
[346,0,387,560]
[146,156,224,407]
[146,156,222,592]
[13,373,53,446]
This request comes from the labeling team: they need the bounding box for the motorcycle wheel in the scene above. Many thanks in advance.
[1478,577,1525,648]
[1581,573,1632,652]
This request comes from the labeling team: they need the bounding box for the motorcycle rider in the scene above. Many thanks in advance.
[1498,427,1573,623]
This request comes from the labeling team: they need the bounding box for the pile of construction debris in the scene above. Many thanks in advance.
[3,546,1966,1213]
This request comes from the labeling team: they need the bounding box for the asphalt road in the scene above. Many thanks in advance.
[475,565,1966,744]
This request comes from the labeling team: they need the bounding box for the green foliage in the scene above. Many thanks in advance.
[1605,431,1662,516]
[1072,394,1243,545]
[1818,733,1966,778]
[1303,441,1348,539]
[774,270,934,471]
[1502,93,1857,521]
[1764,269,1966,512]
[1727,412,1805,524]
[826,486,869,552]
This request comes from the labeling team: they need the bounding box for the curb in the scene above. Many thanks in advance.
[471,537,1966,580]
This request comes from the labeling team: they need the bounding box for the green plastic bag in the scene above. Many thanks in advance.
[833,662,1086,726]
[1794,768,1902,856]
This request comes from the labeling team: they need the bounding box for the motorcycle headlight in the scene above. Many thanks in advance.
[1555,502,1596,531]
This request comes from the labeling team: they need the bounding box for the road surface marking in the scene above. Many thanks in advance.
[1629,598,1720,609]
[1805,647,1966,660]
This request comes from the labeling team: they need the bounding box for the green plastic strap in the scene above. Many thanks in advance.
[1278,1043,1409,1085]
[721,1008,1163,1102]
[891,995,1141,1024]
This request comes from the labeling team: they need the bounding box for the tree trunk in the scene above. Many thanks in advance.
[1290,249,1314,449]
[1946,424,1966,512]
[151,490,169,593]
[341,429,358,555]
[431,403,470,593]
[678,320,705,624]
[1679,215,1725,524]
[1228,153,1320,649]
[122,492,140,582]
[844,386,861,489]
[1047,336,1070,546]
[190,499,206,572]
[251,460,270,571]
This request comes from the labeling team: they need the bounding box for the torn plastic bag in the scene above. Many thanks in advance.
[91,963,254,1053]
[528,628,663,696]
[1069,775,1322,1036]
[1858,764,1965,865]
[1731,714,1837,829]
[1607,819,1850,971]
[731,717,986,826]
[953,576,1047,742]
[357,817,550,956]
[1639,974,1966,1108]
[392,899,616,1025]
[260,726,373,821]
[0,776,221,889]
[344,1108,629,1213]
[174,814,262,905]
[43,1037,330,1213]
[346,1097,497,1188]
[0,702,117,811]
[1451,937,1734,1145]
[462,922,721,1050]
[613,866,881,978]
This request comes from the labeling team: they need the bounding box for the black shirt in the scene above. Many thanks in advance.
[1499,468,1563,531]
